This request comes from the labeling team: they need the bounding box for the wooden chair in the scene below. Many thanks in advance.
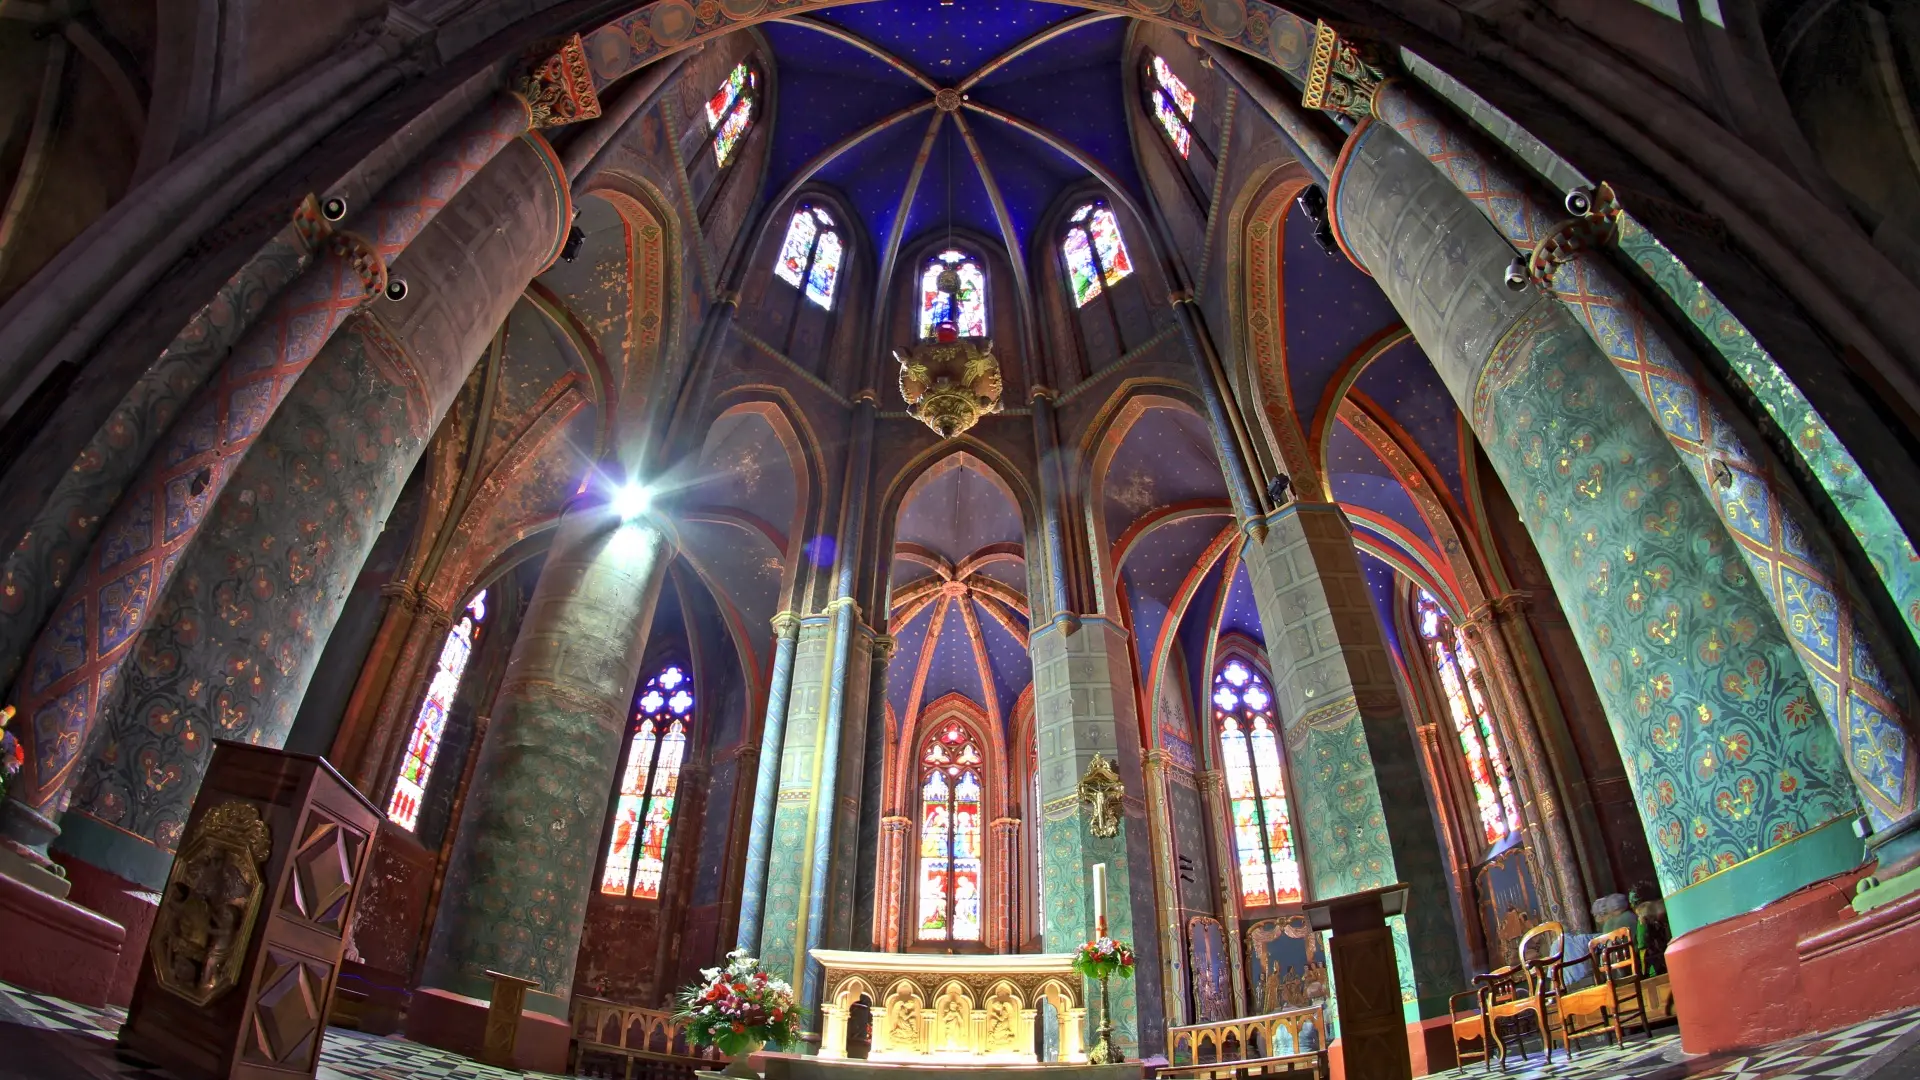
[1476,921,1567,1066]
[1559,931,1650,1049]
[1449,989,1491,1072]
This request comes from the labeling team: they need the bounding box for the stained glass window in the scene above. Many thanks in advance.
[917,722,984,942]
[1215,657,1302,907]
[705,63,757,168]
[772,205,842,309]
[387,591,486,831]
[1414,590,1523,847]
[1062,203,1134,308]
[601,663,695,899]
[1150,56,1195,158]
[918,251,987,338]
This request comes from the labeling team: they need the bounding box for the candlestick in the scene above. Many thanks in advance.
[1092,863,1107,936]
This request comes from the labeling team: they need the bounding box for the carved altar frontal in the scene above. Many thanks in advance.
[811,950,1088,1063]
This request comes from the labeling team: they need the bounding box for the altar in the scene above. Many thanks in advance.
[811,950,1089,1063]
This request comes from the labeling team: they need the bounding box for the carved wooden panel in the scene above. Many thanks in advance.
[121,743,381,1079]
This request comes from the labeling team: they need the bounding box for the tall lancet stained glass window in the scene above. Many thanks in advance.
[387,591,487,831]
[1414,590,1522,846]
[1214,657,1302,907]
[1149,55,1196,158]
[602,664,694,899]
[917,722,984,942]
[705,62,756,167]
[773,205,843,309]
[918,250,987,339]
[1063,202,1134,308]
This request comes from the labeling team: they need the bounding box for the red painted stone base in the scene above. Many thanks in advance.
[1328,1019,1459,1080]
[405,986,573,1073]
[1667,864,1920,1053]
[0,870,126,1006]
[54,855,159,1007]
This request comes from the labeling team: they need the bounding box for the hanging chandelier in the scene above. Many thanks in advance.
[895,123,1004,439]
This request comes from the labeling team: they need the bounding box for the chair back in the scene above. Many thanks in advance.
[1591,931,1640,984]
[1516,922,1565,998]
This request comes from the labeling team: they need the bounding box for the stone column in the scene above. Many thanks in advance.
[738,610,804,951]
[51,123,569,888]
[1030,388,1075,622]
[854,633,895,950]
[1368,77,1917,841]
[1330,110,1871,938]
[417,491,672,1017]
[756,609,834,981]
[1238,502,1468,1026]
[1168,294,1265,531]
[359,596,455,799]
[1195,769,1249,1016]
[989,816,1022,952]
[1456,608,1589,929]
[2,95,537,877]
[1031,615,1164,1056]
[1142,750,1187,1028]
[799,397,878,1025]
[877,815,912,951]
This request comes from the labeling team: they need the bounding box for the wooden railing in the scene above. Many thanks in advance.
[1164,1006,1329,1080]
[570,997,724,1080]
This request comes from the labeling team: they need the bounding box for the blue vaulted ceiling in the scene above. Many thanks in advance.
[760,2,1138,275]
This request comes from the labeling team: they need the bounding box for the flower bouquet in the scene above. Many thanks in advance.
[1072,936,1136,981]
[673,950,803,1075]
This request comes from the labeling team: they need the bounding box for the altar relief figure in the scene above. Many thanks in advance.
[883,984,924,1053]
[934,984,972,1053]
[984,984,1021,1053]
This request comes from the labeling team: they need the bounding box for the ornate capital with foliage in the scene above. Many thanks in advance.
[1302,20,1389,120]
[515,34,603,129]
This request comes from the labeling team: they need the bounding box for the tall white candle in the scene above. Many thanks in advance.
[1092,863,1107,930]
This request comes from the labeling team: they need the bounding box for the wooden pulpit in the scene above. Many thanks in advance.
[119,742,381,1079]
[1304,883,1412,1080]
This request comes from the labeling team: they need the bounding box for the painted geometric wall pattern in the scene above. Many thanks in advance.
[1375,86,1915,830]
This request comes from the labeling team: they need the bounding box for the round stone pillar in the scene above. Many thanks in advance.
[52,126,569,887]
[1331,113,1866,938]
[416,494,670,1018]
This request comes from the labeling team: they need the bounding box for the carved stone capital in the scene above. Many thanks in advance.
[1196,770,1225,795]
[1302,20,1390,120]
[514,34,603,129]
[872,634,898,661]
[771,610,803,639]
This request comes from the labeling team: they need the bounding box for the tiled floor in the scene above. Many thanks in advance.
[3,977,1917,1080]
[0,979,569,1080]
[1437,1010,1920,1080]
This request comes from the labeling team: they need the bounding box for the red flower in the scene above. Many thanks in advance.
[732,1023,746,1034]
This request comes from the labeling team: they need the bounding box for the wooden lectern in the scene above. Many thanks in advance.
[1303,883,1412,1080]
[119,743,380,1079]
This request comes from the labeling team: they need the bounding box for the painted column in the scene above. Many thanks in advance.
[1030,388,1074,621]
[853,632,894,950]
[54,125,569,887]
[345,591,453,794]
[1196,769,1249,1016]
[1031,615,1164,1056]
[1168,296,1266,531]
[2,95,536,875]
[1238,502,1468,1023]
[0,196,329,691]
[1330,113,1871,937]
[1362,79,1917,842]
[756,610,833,981]
[417,492,671,1015]
[737,610,804,951]
[1456,607,1590,927]
[877,815,912,951]
[1142,749,1187,1028]
[799,398,878,1027]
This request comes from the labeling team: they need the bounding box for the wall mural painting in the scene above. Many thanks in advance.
[1245,916,1328,1017]
[1475,847,1542,968]
[1187,916,1233,1023]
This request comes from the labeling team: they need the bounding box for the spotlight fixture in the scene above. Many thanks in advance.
[1504,258,1530,292]
[613,481,653,521]
[321,196,348,222]
[561,224,587,263]
[384,278,409,302]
